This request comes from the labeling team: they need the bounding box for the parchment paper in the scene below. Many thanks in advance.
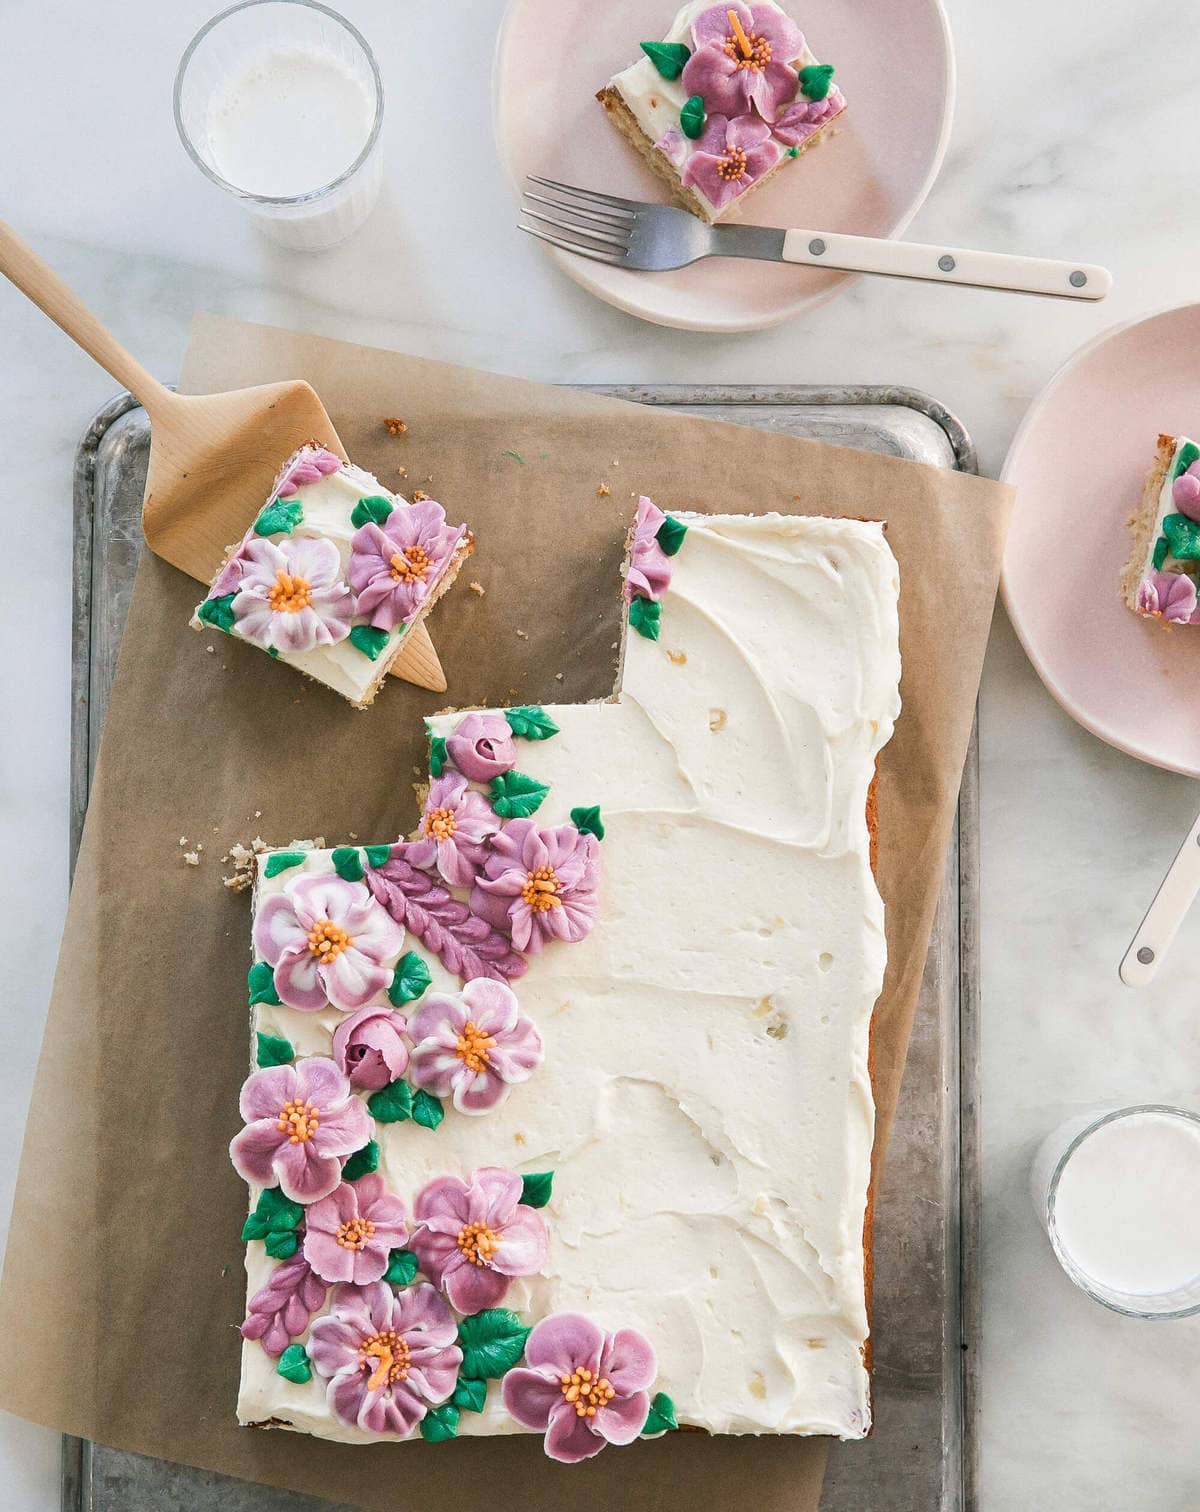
[0,315,1011,1511]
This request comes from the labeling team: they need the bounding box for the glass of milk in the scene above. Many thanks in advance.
[1032,1104,1200,1319]
[174,0,383,251]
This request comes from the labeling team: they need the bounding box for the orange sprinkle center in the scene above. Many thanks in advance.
[455,1019,498,1073]
[457,1221,502,1267]
[276,1098,320,1144]
[337,1216,377,1251]
[559,1366,616,1419]
[717,145,749,181]
[390,545,433,583]
[359,1329,410,1392]
[723,10,771,70]
[266,569,313,614]
[423,805,458,842]
[521,865,562,912]
[307,918,352,961]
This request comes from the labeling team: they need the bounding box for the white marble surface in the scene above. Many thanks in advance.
[2,0,1198,1507]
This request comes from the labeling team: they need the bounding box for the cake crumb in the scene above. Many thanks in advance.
[666,648,687,666]
[748,1373,767,1400]
[396,466,408,479]
[513,1132,526,1145]
[183,851,200,866]
[468,581,485,597]
[196,844,204,852]
[709,708,728,732]
[597,482,611,497]
[178,836,187,846]
[752,995,774,1019]
[412,489,430,501]
[349,832,359,840]
[254,810,262,818]
[383,416,407,435]
[206,645,214,654]
[555,672,564,681]
[806,1338,827,1350]
[516,628,528,639]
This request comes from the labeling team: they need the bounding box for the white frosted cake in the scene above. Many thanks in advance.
[231,500,901,1458]
[1122,434,1200,624]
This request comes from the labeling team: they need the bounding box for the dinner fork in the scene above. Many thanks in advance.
[520,177,1111,300]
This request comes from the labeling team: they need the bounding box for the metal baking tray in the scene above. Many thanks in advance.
[63,384,980,1512]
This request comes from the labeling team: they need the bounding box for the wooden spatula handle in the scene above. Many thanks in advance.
[0,219,178,419]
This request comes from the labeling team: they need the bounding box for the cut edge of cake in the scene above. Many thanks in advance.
[1121,433,1179,614]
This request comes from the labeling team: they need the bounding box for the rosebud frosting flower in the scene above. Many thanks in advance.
[444,712,517,782]
[303,1174,409,1285]
[771,88,844,147]
[471,820,600,953]
[331,1005,410,1091]
[409,1167,548,1315]
[254,873,406,1013]
[226,535,355,654]
[680,114,782,214]
[1173,463,1200,522]
[230,1058,372,1204]
[1137,569,1199,624]
[502,1314,657,1463]
[276,446,342,498]
[240,1249,328,1357]
[407,771,500,887]
[308,1281,462,1438]
[681,2,804,120]
[625,496,672,603]
[407,978,543,1115]
[348,500,464,632]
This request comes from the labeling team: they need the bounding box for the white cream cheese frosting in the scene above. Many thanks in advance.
[237,510,901,1444]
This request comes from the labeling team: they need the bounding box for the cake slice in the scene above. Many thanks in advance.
[598,0,846,223]
[193,445,471,706]
[1122,434,1200,624]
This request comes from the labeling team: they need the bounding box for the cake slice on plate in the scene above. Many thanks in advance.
[1122,434,1200,624]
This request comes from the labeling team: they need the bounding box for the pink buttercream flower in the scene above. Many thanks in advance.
[444,712,517,782]
[625,496,672,603]
[680,114,782,212]
[1137,570,1200,625]
[226,535,354,654]
[303,1173,409,1285]
[230,1058,372,1204]
[307,1281,461,1438]
[409,1166,548,1315]
[332,1006,409,1092]
[502,1314,656,1463]
[275,446,342,498]
[407,978,544,1115]
[1173,463,1200,522]
[407,771,500,887]
[471,819,600,954]
[208,528,256,597]
[682,2,804,120]
[254,873,406,1013]
[348,500,464,632]
[771,86,844,146]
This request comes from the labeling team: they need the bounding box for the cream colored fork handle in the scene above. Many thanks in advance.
[1120,808,1200,986]
[780,228,1112,300]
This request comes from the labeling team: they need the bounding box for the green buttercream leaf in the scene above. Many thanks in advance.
[277,1344,312,1385]
[412,1088,445,1130]
[453,1377,488,1413]
[342,1140,380,1181]
[519,1171,554,1209]
[504,705,560,741]
[255,1031,294,1068]
[786,145,801,157]
[264,1229,300,1260]
[364,844,393,868]
[680,94,706,140]
[368,1078,413,1123]
[197,593,236,634]
[642,1391,679,1435]
[264,851,307,878]
[570,805,604,841]
[1174,441,1200,478]
[247,961,282,1007]
[489,770,550,819]
[253,497,304,537]
[242,1186,303,1242]
[267,646,280,658]
[1153,536,1170,571]
[656,514,689,556]
[429,735,448,777]
[640,40,690,78]
[389,950,433,1005]
[457,1309,532,1379]
[419,1403,460,1442]
[350,495,394,528]
[240,1212,269,1242]
[332,846,364,882]
[798,62,834,100]
[629,596,662,641]
[349,624,392,661]
[1163,514,1200,561]
[384,1247,420,1286]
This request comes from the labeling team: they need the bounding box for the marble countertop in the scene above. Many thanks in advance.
[3,0,1198,1506]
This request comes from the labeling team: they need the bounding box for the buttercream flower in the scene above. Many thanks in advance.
[680,114,782,213]
[331,1005,409,1091]
[228,535,354,654]
[409,1166,548,1314]
[444,712,517,782]
[254,873,406,1012]
[682,2,804,120]
[407,978,543,1114]
[276,446,342,498]
[348,500,463,632]
[303,1173,409,1285]
[502,1314,656,1463]
[1137,569,1199,625]
[406,771,499,887]
[471,819,600,953]
[208,528,256,597]
[625,496,672,602]
[771,87,844,147]
[308,1281,461,1438]
[230,1058,372,1204]
[1173,463,1200,522]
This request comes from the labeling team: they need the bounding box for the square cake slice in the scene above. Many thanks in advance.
[598,0,846,222]
[232,503,901,1454]
[193,445,471,706]
[1122,434,1200,625]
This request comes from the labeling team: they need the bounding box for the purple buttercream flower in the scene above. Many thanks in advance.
[230,1057,372,1204]
[444,712,517,782]
[1137,570,1200,625]
[771,86,844,146]
[303,1173,409,1285]
[409,1166,548,1315]
[240,1249,328,1357]
[209,528,256,598]
[348,500,463,632]
[254,873,406,1013]
[502,1314,657,1463]
[307,1281,461,1438]
[275,445,342,498]
[682,2,804,120]
[625,496,672,603]
[407,978,544,1115]
[471,819,600,954]
[226,535,354,654]
[680,114,782,213]
[1173,463,1200,522]
[407,771,499,887]
[331,1005,409,1091]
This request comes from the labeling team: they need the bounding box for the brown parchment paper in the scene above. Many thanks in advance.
[0,315,1011,1512]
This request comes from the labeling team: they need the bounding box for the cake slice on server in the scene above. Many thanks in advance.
[231,500,901,1457]
[1123,434,1200,624]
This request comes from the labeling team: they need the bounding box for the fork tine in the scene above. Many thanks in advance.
[522,189,631,231]
[521,206,631,248]
[518,222,627,266]
[526,175,637,216]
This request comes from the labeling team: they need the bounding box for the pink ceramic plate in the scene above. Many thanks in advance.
[492,0,954,332]
[1002,304,1200,777]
